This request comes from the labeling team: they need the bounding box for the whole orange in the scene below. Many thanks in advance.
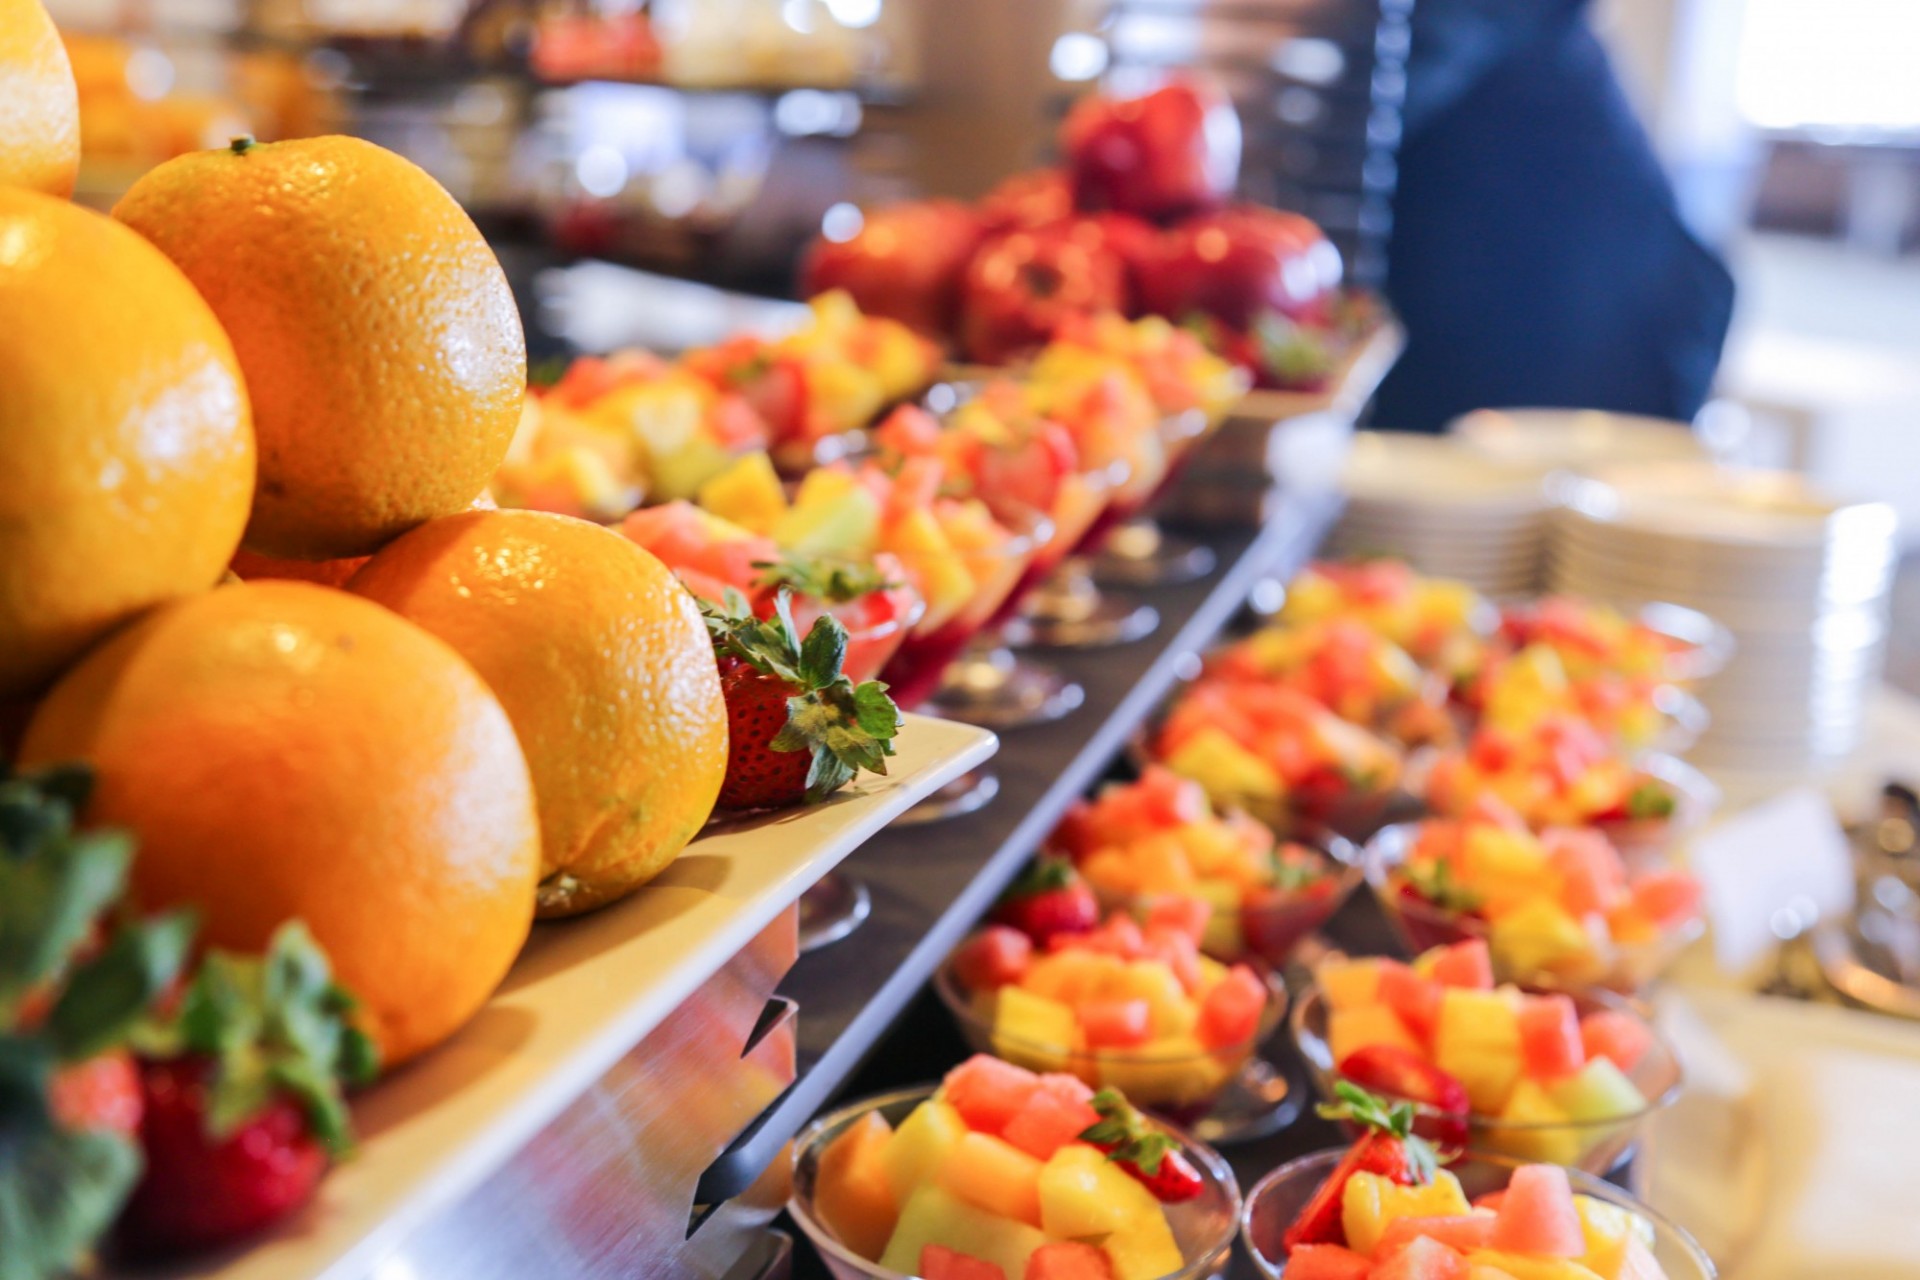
[349,509,727,917]
[0,0,79,197]
[112,135,526,561]
[19,581,541,1066]
[0,188,255,699]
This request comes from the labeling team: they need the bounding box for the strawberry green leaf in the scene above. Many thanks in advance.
[753,557,897,604]
[797,614,850,689]
[47,910,195,1064]
[0,1043,141,1280]
[1626,780,1676,821]
[852,681,903,739]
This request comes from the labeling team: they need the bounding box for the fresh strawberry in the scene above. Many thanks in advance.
[1281,1083,1439,1252]
[992,858,1099,946]
[1,762,196,1280]
[703,589,902,810]
[1335,1045,1470,1150]
[116,922,378,1259]
[1077,1089,1204,1204]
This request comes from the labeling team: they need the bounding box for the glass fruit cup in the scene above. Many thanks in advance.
[1075,836,1367,971]
[1015,410,1208,650]
[932,459,1127,730]
[1095,405,1229,588]
[790,1085,1243,1280]
[782,570,926,685]
[1240,1149,1717,1279]
[932,956,1295,1145]
[1290,983,1683,1175]
[1363,822,1705,995]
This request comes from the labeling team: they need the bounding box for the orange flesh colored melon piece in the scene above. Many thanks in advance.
[1329,1003,1423,1065]
[1318,956,1402,1010]
[814,1110,899,1260]
[1489,1165,1585,1258]
[922,1244,1008,1280]
[938,1131,1046,1228]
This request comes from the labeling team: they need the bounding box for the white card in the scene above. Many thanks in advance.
[1687,787,1857,973]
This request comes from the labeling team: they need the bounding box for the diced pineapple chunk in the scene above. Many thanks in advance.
[1340,1169,1470,1255]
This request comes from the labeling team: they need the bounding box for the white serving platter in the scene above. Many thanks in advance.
[130,713,998,1280]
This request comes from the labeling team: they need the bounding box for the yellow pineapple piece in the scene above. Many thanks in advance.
[1574,1194,1655,1280]
[1490,898,1598,980]
[991,986,1079,1073]
[1329,1003,1422,1064]
[1162,728,1284,809]
[697,451,788,534]
[1435,988,1524,1113]
[1035,1142,1162,1238]
[881,1099,967,1202]
[1496,1079,1581,1167]
[1341,1169,1470,1255]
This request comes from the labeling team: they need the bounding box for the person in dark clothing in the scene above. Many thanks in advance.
[1372,0,1736,432]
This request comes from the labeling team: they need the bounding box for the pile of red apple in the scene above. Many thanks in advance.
[802,80,1352,390]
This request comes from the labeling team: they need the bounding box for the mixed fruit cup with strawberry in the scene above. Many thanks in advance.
[1207,619,1458,750]
[1240,1083,1708,1280]
[496,350,772,519]
[943,874,1280,1119]
[1276,561,1492,681]
[1421,718,1695,846]
[1150,679,1406,841]
[681,290,945,471]
[1366,821,1704,994]
[1294,944,1678,1173]
[793,1056,1240,1280]
[1047,767,1361,965]
[1496,598,1715,689]
[1460,643,1698,756]
[1,765,375,1273]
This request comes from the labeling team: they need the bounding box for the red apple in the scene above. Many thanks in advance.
[1060,79,1242,222]
[957,222,1129,365]
[800,199,987,338]
[979,168,1076,232]
[1141,204,1343,329]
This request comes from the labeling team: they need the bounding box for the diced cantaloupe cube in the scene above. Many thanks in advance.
[815,1110,899,1260]
[1318,957,1395,1011]
[1035,1142,1162,1239]
[883,1099,969,1202]
[1435,989,1524,1114]
[1329,1002,1422,1066]
[879,1183,1047,1280]
[938,1132,1045,1228]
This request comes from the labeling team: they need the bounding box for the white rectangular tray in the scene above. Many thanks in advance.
[139,713,998,1280]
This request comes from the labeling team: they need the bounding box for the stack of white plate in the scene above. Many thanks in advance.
[1549,463,1900,778]
[1325,432,1550,597]
[1447,407,1716,472]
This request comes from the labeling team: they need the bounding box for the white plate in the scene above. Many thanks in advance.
[1555,464,1898,551]
[1449,407,1711,471]
[1341,432,1549,508]
[138,714,999,1280]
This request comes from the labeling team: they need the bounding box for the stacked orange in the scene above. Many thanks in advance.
[3,14,727,1096]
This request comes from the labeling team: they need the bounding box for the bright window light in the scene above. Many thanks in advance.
[1737,0,1920,130]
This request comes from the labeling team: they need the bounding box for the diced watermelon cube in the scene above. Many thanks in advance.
[1022,1240,1113,1280]
[1073,915,1145,958]
[922,1244,1008,1280]
[1488,1165,1584,1258]
[1282,1243,1371,1280]
[1141,925,1205,994]
[1579,1010,1654,1074]
[1629,869,1703,927]
[1078,998,1152,1049]
[1367,1235,1468,1280]
[954,927,1034,992]
[1144,894,1212,945]
[1374,1214,1496,1258]
[999,1075,1100,1161]
[1379,964,1445,1044]
[943,1056,1042,1136]
[1518,995,1585,1080]
[1196,964,1267,1050]
[1135,763,1209,826]
[1428,940,1494,992]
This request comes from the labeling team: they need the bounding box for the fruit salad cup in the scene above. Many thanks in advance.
[1278,559,1495,683]
[1292,949,1682,1174]
[1364,821,1706,994]
[681,290,944,475]
[1149,679,1409,844]
[791,1072,1242,1280]
[1419,719,1718,867]
[1048,768,1365,968]
[1242,1148,1717,1280]
[1205,619,1459,751]
[1497,597,1733,690]
[618,499,923,684]
[940,904,1296,1143]
[1461,641,1710,757]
